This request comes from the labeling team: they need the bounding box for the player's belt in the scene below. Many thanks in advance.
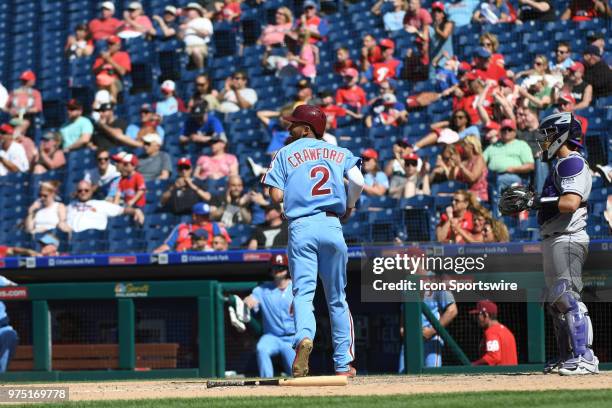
[325,212,339,218]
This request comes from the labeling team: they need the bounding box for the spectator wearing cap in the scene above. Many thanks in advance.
[188,74,220,112]
[7,70,42,138]
[548,41,574,80]
[413,109,480,150]
[247,203,288,250]
[449,135,488,202]
[256,105,292,157]
[155,80,186,117]
[84,150,120,201]
[25,180,69,236]
[470,300,518,366]
[117,2,153,39]
[361,149,389,197]
[336,68,366,112]
[366,92,408,128]
[59,99,93,152]
[137,133,171,182]
[66,180,144,233]
[0,124,28,176]
[217,70,258,113]
[402,152,431,199]
[179,102,225,145]
[33,131,66,175]
[195,134,238,181]
[333,47,357,75]
[154,203,231,253]
[209,175,252,227]
[516,0,555,22]
[472,47,505,83]
[360,34,384,72]
[37,233,60,257]
[319,91,361,130]
[92,35,131,103]
[484,77,517,125]
[515,106,548,193]
[113,153,146,209]
[556,92,589,135]
[190,229,211,251]
[88,1,122,41]
[404,0,432,39]
[429,3,454,70]
[65,23,94,60]
[364,39,403,84]
[445,0,480,27]
[90,102,129,151]
[179,3,214,70]
[125,103,165,145]
[558,62,592,110]
[161,158,212,215]
[483,119,534,197]
[258,7,293,47]
[436,190,477,243]
[587,32,611,68]
[472,0,511,24]
[149,5,179,40]
[561,0,611,21]
[582,45,612,99]
[296,1,329,44]
[385,139,412,198]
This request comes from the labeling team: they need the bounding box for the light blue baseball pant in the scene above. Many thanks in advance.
[0,326,18,373]
[256,334,295,378]
[398,339,443,373]
[287,212,354,373]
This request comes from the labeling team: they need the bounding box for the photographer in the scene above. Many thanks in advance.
[160,157,211,215]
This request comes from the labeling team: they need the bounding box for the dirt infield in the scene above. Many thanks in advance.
[6,372,612,401]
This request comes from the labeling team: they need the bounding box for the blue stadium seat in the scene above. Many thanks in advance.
[227,224,254,249]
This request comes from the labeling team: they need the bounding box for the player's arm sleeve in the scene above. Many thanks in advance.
[261,150,286,190]
[480,332,503,365]
[557,156,588,198]
[346,165,365,208]
[437,290,456,310]
[250,286,262,313]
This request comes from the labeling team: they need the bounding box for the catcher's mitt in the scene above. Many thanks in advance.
[498,185,536,215]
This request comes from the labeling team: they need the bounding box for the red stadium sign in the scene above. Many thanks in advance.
[109,256,137,265]
[0,286,28,300]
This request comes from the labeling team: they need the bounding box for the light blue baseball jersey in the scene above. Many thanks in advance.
[251,282,295,337]
[262,138,360,220]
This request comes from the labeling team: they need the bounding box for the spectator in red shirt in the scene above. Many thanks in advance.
[365,38,403,84]
[557,92,589,136]
[470,300,518,366]
[561,0,611,21]
[333,47,357,74]
[403,0,432,40]
[473,47,506,82]
[7,70,43,139]
[361,34,384,72]
[153,203,232,253]
[436,190,476,243]
[318,91,361,129]
[217,0,242,22]
[296,0,328,43]
[88,1,122,41]
[117,1,154,39]
[479,33,505,76]
[114,153,146,208]
[92,35,132,103]
[336,68,367,112]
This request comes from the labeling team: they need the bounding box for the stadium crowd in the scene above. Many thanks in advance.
[0,0,610,257]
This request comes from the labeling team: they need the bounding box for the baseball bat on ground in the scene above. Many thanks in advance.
[206,376,348,388]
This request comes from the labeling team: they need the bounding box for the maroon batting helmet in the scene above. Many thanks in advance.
[283,104,327,138]
[270,253,289,268]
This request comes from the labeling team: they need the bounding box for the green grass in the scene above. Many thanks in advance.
[12,390,612,408]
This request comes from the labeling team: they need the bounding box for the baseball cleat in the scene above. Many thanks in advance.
[335,365,356,378]
[292,338,313,377]
[558,352,599,376]
[543,358,563,374]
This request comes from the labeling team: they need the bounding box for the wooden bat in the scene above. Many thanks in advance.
[206,376,348,388]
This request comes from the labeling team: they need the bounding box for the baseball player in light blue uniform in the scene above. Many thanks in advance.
[0,275,18,373]
[398,289,457,371]
[261,105,364,377]
[244,254,296,378]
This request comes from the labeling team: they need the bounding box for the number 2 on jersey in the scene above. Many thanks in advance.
[310,165,332,196]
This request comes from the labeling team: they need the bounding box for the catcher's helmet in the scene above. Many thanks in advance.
[537,112,583,162]
[283,104,327,138]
